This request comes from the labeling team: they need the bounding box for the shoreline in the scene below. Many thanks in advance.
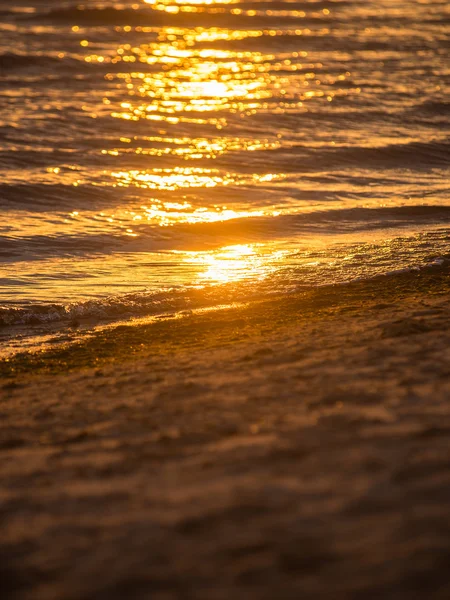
[2,265,450,598]
[2,264,450,379]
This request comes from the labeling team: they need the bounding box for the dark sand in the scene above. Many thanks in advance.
[2,267,450,599]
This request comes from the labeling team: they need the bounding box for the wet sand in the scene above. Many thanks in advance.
[2,266,450,599]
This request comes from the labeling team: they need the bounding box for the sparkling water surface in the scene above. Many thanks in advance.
[0,0,449,334]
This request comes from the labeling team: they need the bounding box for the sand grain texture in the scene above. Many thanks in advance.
[1,269,450,599]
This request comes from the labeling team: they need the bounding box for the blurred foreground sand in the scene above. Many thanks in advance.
[2,268,450,599]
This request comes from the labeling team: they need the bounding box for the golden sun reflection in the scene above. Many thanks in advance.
[144,0,239,4]
[101,135,280,160]
[138,204,268,226]
[106,45,273,125]
[143,0,241,13]
[142,0,315,18]
[136,202,270,227]
[110,167,282,191]
[103,25,328,128]
[182,244,274,284]
[75,1,357,238]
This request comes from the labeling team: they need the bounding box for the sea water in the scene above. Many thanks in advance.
[0,0,449,347]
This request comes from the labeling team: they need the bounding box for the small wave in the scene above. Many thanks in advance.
[164,205,450,244]
[410,100,450,118]
[1,253,448,328]
[0,53,72,71]
[277,140,450,172]
[0,233,129,261]
[0,286,223,327]
[27,6,229,26]
[0,184,127,211]
[26,4,342,28]
[2,205,450,262]
[400,101,450,129]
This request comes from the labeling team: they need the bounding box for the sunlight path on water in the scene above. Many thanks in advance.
[0,0,449,337]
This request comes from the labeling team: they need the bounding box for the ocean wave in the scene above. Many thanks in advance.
[163,206,450,247]
[1,0,448,339]
[410,100,450,118]
[0,184,127,211]
[24,3,358,28]
[276,140,450,172]
[1,254,448,328]
[0,53,74,71]
[0,232,129,260]
[2,206,450,262]
[0,286,229,327]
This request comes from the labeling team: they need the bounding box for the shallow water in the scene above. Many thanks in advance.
[0,0,449,342]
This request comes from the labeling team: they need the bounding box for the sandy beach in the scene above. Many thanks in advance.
[2,0,449,597]
[2,265,450,599]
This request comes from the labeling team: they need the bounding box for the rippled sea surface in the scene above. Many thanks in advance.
[0,0,449,346]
